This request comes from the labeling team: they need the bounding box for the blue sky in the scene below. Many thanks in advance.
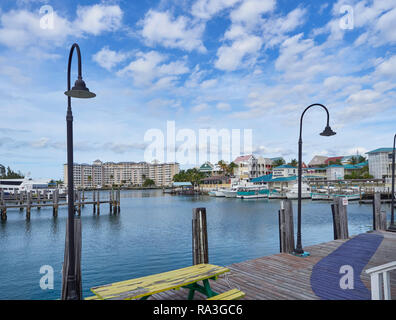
[0,0,395,180]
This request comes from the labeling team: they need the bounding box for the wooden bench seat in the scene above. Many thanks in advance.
[207,289,245,300]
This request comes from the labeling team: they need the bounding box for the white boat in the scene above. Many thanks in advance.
[214,190,226,197]
[286,182,311,199]
[311,192,331,200]
[0,178,48,194]
[208,190,217,196]
[269,189,286,199]
[331,193,362,201]
[237,185,269,199]
[222,187,239,198]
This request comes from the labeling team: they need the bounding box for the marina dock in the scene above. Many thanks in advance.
[150,230,396,300]
[0,189,121,220]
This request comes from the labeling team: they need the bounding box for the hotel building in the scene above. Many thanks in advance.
[64,160,179,188]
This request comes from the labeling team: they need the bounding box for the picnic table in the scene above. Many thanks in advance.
[88,263,243,300]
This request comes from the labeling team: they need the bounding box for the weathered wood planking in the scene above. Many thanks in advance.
[149,231,396,300]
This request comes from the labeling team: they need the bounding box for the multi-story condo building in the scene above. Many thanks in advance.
[64,160,179,188]
[367,148,394,184]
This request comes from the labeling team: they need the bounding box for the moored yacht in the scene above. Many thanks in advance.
[237,185,269,199]
[286,182,312,199]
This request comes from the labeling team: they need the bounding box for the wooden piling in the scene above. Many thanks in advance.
[77,191,81,216]
[117,189,120,214]
[192,208,209,265]
[96,190,100,215]
[278,200,295,253]
[109,189,113,213]
[373,192,387,230]
[53,189,59,217]
[26,191,31,220]
[1,191,6,221]
[331,197,349,240]
[93,190,96,214]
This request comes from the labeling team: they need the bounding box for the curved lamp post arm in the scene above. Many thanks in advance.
[299,104,330,140]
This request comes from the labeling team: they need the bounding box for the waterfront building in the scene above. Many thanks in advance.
[308,155,328,167]
[326,164,345,180]
[325,156,344,165]
[233,155,258,180]
[199,162,214,174]
[272,165,297,178]
[367,148,395,184]
[64,160,179,188]
[257,157,273,176]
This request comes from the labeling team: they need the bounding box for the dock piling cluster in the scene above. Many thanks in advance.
[0,189,121,220]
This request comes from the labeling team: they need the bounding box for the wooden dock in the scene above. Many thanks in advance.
[149,230,396,300]
[0,189,121,220]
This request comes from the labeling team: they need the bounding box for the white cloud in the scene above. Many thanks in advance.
[117,51,189,87]
[215,35,262,71]
[230,0,275,25]
[0,5,123,51]
[93,46,129,71]
[75,4,123,36]
[139,10,206,52]
[191,0,241,20]
[375,55,396,77]
[191,103,209,112]
[216,102,231,111]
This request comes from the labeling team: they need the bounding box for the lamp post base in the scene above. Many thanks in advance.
[386,224,396,233]
[292,251,310,258]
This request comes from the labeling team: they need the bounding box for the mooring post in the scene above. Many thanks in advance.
[373,192,386,230]
[278,200,295,253]
[26,191,31,220]
[96,190,100,215]
[19,191,23,211]
[53,189,59,217]
[117,189,120,214]
[82,189,85,208]
[192,208,209,265]
[331,197,349,239]
[1,191,6,221]
[93,190,96,214]
[112,189,116,215]
[77,191,81,216]
[109,189,113,214]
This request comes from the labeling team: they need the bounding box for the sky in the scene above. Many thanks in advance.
[0,0,395,180]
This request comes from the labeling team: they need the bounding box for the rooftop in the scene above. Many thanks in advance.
[367,148,393,154]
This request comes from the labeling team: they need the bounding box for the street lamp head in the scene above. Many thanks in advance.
[65,78,96,99]
[320,125,336,137]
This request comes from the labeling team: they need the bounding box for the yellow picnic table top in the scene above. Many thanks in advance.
[90,264,230,300]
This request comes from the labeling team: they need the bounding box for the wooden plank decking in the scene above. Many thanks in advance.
[149,231,396,300]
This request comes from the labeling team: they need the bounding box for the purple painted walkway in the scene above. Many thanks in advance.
[310,233,384,300]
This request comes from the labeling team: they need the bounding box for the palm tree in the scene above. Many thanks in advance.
[227,162,237,176]
[288,159,298,167]
[217,160,228,176]
[272,158,285,167]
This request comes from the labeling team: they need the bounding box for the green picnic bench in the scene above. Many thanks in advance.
[86,264,245,300]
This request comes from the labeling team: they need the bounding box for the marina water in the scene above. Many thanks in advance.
[0,189,388,300]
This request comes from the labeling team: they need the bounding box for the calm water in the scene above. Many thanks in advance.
[0,190,390,300]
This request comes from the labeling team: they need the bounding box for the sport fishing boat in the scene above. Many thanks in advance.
[237,185,269,199]
[286,182,312,199]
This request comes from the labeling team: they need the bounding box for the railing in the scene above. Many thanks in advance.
[365,261,396,300]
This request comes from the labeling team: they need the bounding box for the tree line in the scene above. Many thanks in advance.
[0,165,24,179]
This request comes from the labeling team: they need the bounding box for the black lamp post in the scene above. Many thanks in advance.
[63,43,95,300]
[294,104,336,256]
[387,134,396,232]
